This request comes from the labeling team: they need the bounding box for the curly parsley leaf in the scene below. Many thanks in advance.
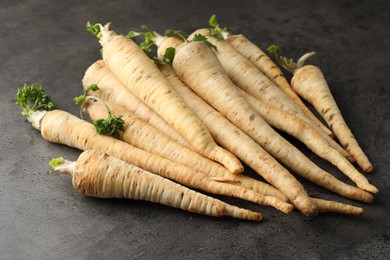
[93,113,124,138]
[16,83,56,118]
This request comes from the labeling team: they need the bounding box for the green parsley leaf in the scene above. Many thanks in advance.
[164,29,188,41]
[75,84,99,105]
[49,157,64,168]
[16,83,56,118]
[162,47,176,65]
[267,44,280,54]
[208,15,227,40]
[192,34,217,51]
[93,114,124,138]
[86,21,102,38]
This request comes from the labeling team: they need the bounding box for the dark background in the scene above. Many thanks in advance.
[1,0,389,259]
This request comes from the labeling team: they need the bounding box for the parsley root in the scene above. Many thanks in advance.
[190,29,350,162]
[226,34,332,135]
[240,88,353,161]
[241,89,378,194]
[92,22,243,174]
[17,84,295,213]
[83,96,288,202]
[82,60,193,149]
[50,150,262,221]
[158,63,319,216]
[269,46,374,174]
[312,198,364,216]
[42,110,293,212]
[207,14,332,137]
[156,41,374,204]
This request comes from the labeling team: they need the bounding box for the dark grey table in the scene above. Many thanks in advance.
[1,0,389,259]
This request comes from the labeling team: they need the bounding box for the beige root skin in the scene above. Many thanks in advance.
[97,23,243,174]
[158,63,317,216]
[40,110,291,212]
[169,40,322,216]
[190,29,296,112]
[84,97,288,202]
[187,33,375,199]
[223,174,289,202]
[82,60,193,149]
[82,64,287,201]
[242,90,378,194]
[160,41,373,205]
[312,198,364,216]
[84,98,231,179]
[291,60,374,173]
[242,89,352,161]
[189,29,338,152]
[195,29,354,165]
[71,150,262,221]
[225,33,333,137]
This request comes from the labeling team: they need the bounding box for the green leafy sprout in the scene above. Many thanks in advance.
[87,96,125,138]
[86,21,102,38]
[16,83,56,118]
[75,84,124,138]
[128,26,186,65]
[49,157,64,174]
[92,109,125,138]
[164,29,188,41]
[162,47,176,65]
[74,83,99,107]
[49,157,64,167]
[127,25,157,53]
[74,83,99,119]
[86,21,104,56]
[267,44,296,72]
[208,14,228,40]
[49,157,64,168]
[192,34,217,51]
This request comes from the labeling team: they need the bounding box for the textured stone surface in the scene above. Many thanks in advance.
[1,0,389,259]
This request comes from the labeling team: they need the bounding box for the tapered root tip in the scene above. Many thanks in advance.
[279,203,294,214]
[313,198,364,216]
[353,207,364,216]
[356,190,374,204]
[224,206,263,221]
[363,164,374,173]
[356,179,379,194]
[247,212,263,221]
[268,197,294,214]
[321,206,364,216]
[360,183,379,195]
[212,146,244,174]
